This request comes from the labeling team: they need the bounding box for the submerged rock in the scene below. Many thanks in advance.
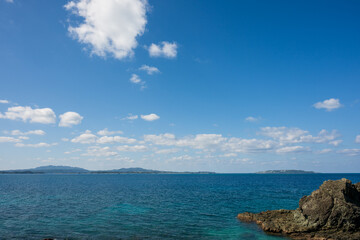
[237,178,360,240]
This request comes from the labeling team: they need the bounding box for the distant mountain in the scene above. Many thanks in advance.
[32,165,89,173]
[256,170,317,174]
[93,167,161,173]
[0,166,215,174]
[1,165,89,174]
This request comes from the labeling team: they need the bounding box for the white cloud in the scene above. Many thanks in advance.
[148,41,177,58]
[0,136,21,143]
[59,112,83,127]
[224,138,277,153]
[155,148,179,154]
[337,149,360,156]
[15,142,57,148]
[97,136,136,144]
[97,128,123,136]
[0,106,56,124]
[317,148,333,154]
[65,0,148,59]
[245,116,260,122]
[130,74,146,88]
[329,139,342,146]
[141,113,160,121]
[169,155,193,161]
[11,130,45,136]
[122,114,139,120]
[18,136,29,140]
[5,0,14,3]
[356,135,360,144]
[82,146,117,157]
[139,65,160,75]
[259,127,339,145]
[71,130,97,144]
[117,145,147,152]
[276,146,309,153]
[144,133,176,145]
[313,98,342,111]
[0,99,9,104]
[222,153,238,157]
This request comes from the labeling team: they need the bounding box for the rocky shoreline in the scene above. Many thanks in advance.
[238,178,360,240]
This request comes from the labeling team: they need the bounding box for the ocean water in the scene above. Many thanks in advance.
[1,174,360,239]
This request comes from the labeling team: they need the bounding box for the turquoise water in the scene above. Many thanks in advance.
[1,174,360,239]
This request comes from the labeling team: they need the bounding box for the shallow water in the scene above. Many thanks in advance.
[1,173,359,239]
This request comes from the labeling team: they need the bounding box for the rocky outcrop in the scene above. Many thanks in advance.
[238,178,360,240]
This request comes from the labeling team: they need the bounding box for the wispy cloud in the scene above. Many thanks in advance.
[11,130,45,136]
[139,65,160,75]
[0,136,21,143]
[121,114,139,120]
[337,149,360,156]
[245,116,260,122]
[97,128,123,136]
[15,142,57,148]
[130,74,146,89]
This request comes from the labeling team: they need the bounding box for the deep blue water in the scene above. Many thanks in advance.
[1,173,360,239]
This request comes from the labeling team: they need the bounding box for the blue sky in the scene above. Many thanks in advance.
[0,0,360,172]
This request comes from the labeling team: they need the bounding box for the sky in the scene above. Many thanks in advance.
[0,0,360,172]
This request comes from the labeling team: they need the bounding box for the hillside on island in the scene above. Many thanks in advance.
[256,170,317,174]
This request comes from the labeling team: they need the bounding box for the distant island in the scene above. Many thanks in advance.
[256,170,317,174]
[0,165,215,174]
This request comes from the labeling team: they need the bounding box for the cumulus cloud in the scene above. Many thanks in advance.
[139,65,160,75]
[223,138,277,153]
[97,128,123,136]
[0,106,56,124]
[0,99,9,104]
[117,145,147,152]
[82,146,117,157]
[148,41,177,58]
[97,136,136,144]
[65,0,148,59]
[259,127,339,145]
[155,148,180,154]
[71,130,97,144]
[59,112,83,127]
[15,142,57,148]
[0,136,21,143]
[11,130,45,136]
[313,98,342,111]
[141,113,160,121]
[356,135,360,144]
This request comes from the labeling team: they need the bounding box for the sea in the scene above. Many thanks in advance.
[1,173,360,239]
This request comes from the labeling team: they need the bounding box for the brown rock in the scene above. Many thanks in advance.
[237,178,360,240]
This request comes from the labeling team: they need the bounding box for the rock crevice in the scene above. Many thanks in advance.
[237,178,360,240]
